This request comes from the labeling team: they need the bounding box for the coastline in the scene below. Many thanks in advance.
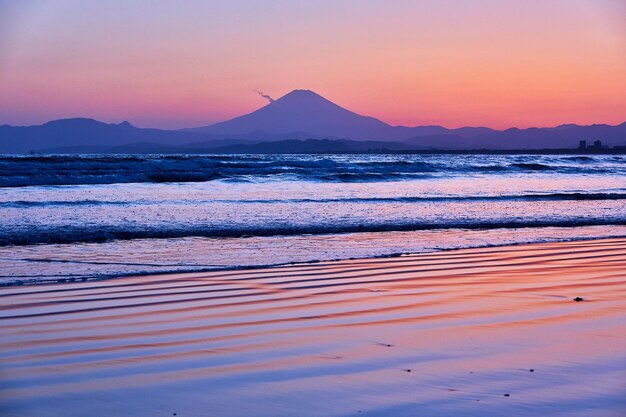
[0,225,626,289]
[1,237,625,416]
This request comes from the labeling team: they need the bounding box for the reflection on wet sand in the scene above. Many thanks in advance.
[1,238,625,417]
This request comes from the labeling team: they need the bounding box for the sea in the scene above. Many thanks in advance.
[1,153,625,285]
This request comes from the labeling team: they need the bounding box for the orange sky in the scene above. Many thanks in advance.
[0,0,624,129]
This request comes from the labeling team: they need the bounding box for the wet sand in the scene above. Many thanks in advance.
[1,238,625,416]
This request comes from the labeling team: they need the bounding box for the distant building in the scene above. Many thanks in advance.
[578,140,603,151]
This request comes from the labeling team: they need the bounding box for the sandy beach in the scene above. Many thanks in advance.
[1,238,625,417]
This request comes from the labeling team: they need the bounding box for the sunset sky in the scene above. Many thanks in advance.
[0,0,624,129]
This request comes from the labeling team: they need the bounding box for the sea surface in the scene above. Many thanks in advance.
[1,153,625,285]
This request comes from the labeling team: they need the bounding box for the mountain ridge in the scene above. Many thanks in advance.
[1,89,625,152]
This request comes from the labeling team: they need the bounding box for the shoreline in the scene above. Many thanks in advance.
[2,237,625,416]
[3,232,626,288]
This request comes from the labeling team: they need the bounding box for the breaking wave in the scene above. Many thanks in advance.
[2,218,626,246]
[3,192,626,208]
[0,154,623,186]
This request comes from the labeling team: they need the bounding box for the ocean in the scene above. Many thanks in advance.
[1,153,625,285]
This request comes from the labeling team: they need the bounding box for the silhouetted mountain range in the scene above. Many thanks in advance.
[188,90,498,142]
[1,89,625,153]
[0,118,239,153]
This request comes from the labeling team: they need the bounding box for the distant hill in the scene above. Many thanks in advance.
[35,139,420,154]
[0,89,624,152]
[404,123,626,150]
[206,139,415,154]
[482,123,626,149]
[0,118,232,153]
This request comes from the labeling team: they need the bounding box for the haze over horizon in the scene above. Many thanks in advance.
[1,1,625,130]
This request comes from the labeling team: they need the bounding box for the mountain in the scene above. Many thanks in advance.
[486,123,626,149]
[404,122,626,150]
[188,89,625,148]
[0,118,246,153]
[408,123,626,150]
[188,89,498,142]
[189,89,393,140]
[0,90,624,152]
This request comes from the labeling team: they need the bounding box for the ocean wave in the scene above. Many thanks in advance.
[510,163,553,171]
[2,218,626,246]
[3,192,626,208]
[299,192,626,203]
[560,156,595,162]
[1,154,624,187]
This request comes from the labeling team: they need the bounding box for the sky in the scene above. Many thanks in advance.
[0,0,624,129]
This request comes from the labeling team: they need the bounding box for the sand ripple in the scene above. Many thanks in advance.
[1,239,625,416]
